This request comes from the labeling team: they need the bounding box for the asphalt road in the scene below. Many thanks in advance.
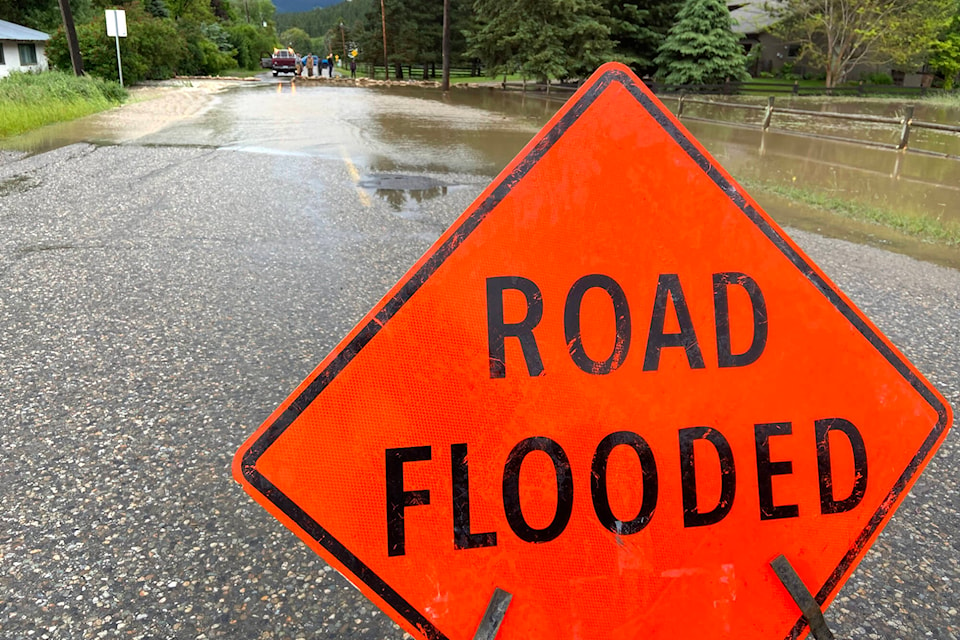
[1,85,958,640]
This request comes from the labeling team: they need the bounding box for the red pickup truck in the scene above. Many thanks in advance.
[260,48,298,76]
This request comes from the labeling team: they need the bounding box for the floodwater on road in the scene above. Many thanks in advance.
[3,80,959,268]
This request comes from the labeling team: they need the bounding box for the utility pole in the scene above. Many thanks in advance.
[380,0,388,79]
[441,0,450,91]
[57,0,84,76]
[340,20,346,60]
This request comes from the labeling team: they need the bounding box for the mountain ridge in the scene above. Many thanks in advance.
[274,0,343,15]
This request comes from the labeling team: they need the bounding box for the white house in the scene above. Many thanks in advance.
[0,19,50,79]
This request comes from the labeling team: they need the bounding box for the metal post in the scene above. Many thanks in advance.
[770,555,835,640]
[762,96,775,131]
[897,105,914,150]
[112,11,123,87]
[472,588,512,640]
[677,93,685,118]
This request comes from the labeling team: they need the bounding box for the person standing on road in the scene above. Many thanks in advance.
[305,52,314,77]
[350,58,357,78]
[327,53,335,78]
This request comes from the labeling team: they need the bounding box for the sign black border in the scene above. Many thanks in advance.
[239,66,951,640]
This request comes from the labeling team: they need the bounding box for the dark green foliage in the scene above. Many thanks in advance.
[0,0,95,32]
[654,0,748,84]
[177,20,237,74]
[143,0,171,18]
[467,0,615,82]
[47,2,186,82]
[276,0,372,38]
[228,22,275,68]
[603,0,680,76]
[278,26,311,53]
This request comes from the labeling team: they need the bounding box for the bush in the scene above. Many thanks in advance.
[177,21,237,75]
[864,72,894,85]
[227,23,275,70]
[47,2,185,83]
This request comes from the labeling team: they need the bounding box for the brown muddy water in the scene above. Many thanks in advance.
[2,80,959,269]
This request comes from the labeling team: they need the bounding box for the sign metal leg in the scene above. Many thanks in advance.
[472,587,513,640]
[770,554,835,640]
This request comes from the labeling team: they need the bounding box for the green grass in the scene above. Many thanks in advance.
[741,178,960,246]
[0,70,127,138]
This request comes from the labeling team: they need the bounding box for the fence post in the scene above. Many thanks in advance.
[858,81,864,96]
[762,96,775,131]
[793,81,799,95]
[897,105,914,150]
[677,92,685,118]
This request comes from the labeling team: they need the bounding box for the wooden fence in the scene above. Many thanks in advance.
[364,64,482,81]
[672,95,960,157]
[648,80,942,98]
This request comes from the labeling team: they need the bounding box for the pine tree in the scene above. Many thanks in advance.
[144,0,171,19]
[603,0,681,76]
[653,0,748,85]
[467,0,614,84]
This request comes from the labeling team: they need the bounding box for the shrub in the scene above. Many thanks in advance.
[47,2,185,83]
[227,23,274,70]
[865,72,894,85]
[176,20,237,75]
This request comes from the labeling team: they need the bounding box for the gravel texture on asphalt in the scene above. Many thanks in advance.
[0,143,957,640]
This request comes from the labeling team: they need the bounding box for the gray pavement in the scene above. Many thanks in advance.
[0,136,958,638]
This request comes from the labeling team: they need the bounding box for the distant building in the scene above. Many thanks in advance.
[0,19,50,79]
[729,1,933,86]
[729,1,796,77]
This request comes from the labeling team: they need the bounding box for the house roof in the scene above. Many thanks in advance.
[729,1,782,35]
[0,19,51,42]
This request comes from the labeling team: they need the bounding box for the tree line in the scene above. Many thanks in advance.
[0,0,280,83]
[281,0,960,88]
[2,0,959,88]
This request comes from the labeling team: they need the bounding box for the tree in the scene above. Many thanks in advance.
[0,0,94,32]
[279,26,311,54]
[769,0,953,87]
[144,0,170,18]
[602,0,681,76]
[467,0,615,84]
[47,2,185,82]
[654,0,748,84]
[930,14,960,89]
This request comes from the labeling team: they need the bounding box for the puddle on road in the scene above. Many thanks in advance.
[357,173,475,217]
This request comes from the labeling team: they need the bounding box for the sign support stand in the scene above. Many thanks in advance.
[105,9,126,87]
[770,555,835,640]
[112,11,123,87]
[472,588,512,640]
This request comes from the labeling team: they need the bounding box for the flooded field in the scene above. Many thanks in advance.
[2,79,959,268]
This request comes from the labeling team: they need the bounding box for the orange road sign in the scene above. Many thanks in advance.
[233,62,952,639]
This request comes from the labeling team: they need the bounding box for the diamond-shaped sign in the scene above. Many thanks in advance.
[234,63,952,639]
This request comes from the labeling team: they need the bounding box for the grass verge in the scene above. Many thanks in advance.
[0,70,127,138]
[741,178,960,246]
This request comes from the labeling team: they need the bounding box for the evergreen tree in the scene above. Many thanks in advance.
[653,0,748,84]
[144,0,171,19]
[467,0,614,83]
[602,0,680,76]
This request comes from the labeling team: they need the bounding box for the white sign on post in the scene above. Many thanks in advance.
[105,9,127,37]
[105,9,126,87]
